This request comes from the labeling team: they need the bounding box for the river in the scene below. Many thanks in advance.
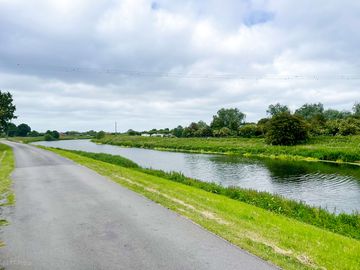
[33,139,360,214]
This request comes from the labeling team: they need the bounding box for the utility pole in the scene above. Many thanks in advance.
[115,121,117,134]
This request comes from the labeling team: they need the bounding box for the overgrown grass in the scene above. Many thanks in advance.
[94,135,360,163]
[48,148,360,240]
[0,143,15,206]
[45,147,360,270]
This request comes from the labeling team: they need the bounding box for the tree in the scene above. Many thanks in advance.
[323,109,351,120]
[266,103,290,117]
[0,91,17,133]
[265,112,309,145]
[194,121,212,137]
[17,123,31,137]
[353,102,360,116]
[182,122,199,137]
[28,130,40,137]
[171,125,184,137]
[6,123,18,137]
[96,131,106,139]
[44,133,54,141]
[52,130,60,139]
[238,124,261,138]
[294,103,324,120]
[338,118,360,135]
[210,108,245,132]
[46,130,60,140]
[213,127,231,137]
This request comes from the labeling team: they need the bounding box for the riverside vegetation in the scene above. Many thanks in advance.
[43,147,360,270]
[94,134,360,163]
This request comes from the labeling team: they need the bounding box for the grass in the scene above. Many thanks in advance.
[44,147,360,270]
[45,148,360,240]
[0,143,15,206]
[7,135,93,144]
[94,135,360,163]
[0,142,15,247]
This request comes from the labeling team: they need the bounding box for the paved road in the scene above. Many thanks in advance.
[0,141,277,270]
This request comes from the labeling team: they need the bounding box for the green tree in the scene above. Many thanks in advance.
[52,130,60,139]
[353,102,360,116]
[265,112,309,145]
[0,91,17,133]
[238,124,261,138]
[295,103,324,120]
[44,133,54,141]
[171,125,184,137]
[323,109,351,120]
[194,121,212,137]
[338,118,360,135]
[17,123,31,137]
[210,108,245,132]
[28,130,40,137]
[46,130,60,140]
[6,123,18,137]
[96,131,106,139]
[266,103,290,117]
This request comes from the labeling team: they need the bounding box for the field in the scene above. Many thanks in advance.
[94,135,360,163]
[45,147,360,270]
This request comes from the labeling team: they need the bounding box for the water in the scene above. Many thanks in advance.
[33,139,360,214]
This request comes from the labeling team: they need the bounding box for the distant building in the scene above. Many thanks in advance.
[141,133,151,137]
[150,133,164,137]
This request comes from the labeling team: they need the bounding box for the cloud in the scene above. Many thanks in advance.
[0,0,359,131]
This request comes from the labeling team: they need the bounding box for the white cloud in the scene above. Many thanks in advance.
[0,0,359,131]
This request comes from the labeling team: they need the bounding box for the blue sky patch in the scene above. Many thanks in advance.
[244,10,274,26]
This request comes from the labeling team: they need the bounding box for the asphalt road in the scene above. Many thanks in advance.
[0,141,277,270]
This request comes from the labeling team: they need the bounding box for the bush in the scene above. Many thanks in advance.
[265,113,309,145]
[44,134,54,141]
[96,131,106,139]
[238,124,261,138]
[338,118,360,136]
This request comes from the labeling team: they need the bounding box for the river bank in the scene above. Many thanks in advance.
[94,135,360,164]
[43,146,360,270]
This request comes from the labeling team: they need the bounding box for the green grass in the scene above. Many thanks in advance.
[0,142,15,247]
[94,135,360,163]
[46,148,360,240]
[7,135,93,144]
[45,147,360,270]
[0,143,14,206]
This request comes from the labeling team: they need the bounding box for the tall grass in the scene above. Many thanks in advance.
[94,135,360,163]
[57,148,360,240]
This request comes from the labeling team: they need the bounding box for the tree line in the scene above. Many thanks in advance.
[132,102,360,145]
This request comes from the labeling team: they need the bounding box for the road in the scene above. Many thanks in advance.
[0,141,277,270]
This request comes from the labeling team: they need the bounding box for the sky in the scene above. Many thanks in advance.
[0,0,359,132]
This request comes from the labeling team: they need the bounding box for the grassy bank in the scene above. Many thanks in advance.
[0,143,15,206]
[94,135,360,163]
[0,143,15,246]
[7,135,93,144]
[45,147,360,270]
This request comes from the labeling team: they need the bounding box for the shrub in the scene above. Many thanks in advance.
[238,124,261,138]
[44,134,54,141]
[338,118,360,136]
[96,131,106,139]
[265,112,309,145]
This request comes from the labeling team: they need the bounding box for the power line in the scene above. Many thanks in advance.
[10,63,360,80]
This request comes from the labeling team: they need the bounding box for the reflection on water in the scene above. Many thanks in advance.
[33,139,360,214]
